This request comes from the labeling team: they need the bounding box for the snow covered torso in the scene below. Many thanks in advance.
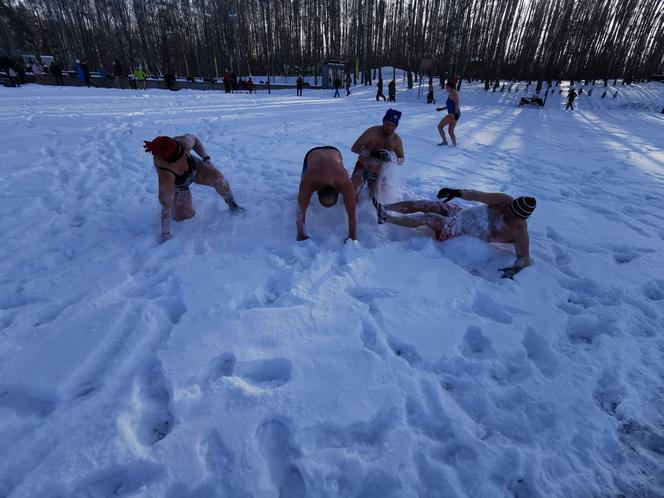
[436,204,491,241]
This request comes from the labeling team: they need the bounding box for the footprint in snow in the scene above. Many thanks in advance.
[256,418,306,498]
[0,384,56,418]
[206,353,292,388]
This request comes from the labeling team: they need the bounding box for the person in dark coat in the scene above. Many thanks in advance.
[112,59,124,89]
[223,68,231,93]
[50,60,64,86]
[296,76,304,96]
[388,80,396,102]
[376,77,386,101]
[164,72,176,91]
[333,77,341,98]
[81,61,92,87]
[345,74,352,96]
[565,88,577,110]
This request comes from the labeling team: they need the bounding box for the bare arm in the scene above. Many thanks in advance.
[513,231,531,268]
[461,190,513,206]
[500,230,531,278]
[157,170,175,237]
[176,134,211,161]
[351,129,373,155]
[394,136,405,164]
[340,180,357,240]
[296,181,313,241]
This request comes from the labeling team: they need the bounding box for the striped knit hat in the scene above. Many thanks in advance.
[508,196,537,218]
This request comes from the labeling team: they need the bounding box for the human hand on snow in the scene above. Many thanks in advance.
[499,266,521,279]
[437,188,463,202]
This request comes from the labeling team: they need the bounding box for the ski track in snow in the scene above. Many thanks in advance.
[1,77,663,497]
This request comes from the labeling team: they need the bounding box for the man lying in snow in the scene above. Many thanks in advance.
[297,146,357,242]
[373,189,536,279]
[144,134,244,242]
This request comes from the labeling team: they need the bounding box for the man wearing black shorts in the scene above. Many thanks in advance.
[297,147,357,241]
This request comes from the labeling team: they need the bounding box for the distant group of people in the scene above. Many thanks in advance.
[144,89,536,279]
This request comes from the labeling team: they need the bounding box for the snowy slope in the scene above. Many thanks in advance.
[1,78,663,498]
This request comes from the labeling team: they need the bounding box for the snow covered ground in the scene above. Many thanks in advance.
[1,76,663,498]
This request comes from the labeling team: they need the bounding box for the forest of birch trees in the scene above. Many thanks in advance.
[1,0,663,83]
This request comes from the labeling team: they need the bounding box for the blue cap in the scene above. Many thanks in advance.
[383,109,402,127]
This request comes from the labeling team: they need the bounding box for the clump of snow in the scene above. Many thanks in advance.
[1,79,663,497]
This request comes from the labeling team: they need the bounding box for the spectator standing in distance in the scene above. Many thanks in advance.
[388,79,396,102]
[223,68,231,93]
[81,61,92,87]
[32,60,44,84]
[8,65,19,87]
[112,59,124,89]
[427,77,435,104]
[247,77,255,94]
[164,71,176,91]
[133,67,147,89]
[128,72,137,89]
[333,76,341,98]
[296,76,304,96]
[345,73,352,96]
[566,87,577,110]
[50,60,64,86]
[75,60,85,84]
[376,76,386,101]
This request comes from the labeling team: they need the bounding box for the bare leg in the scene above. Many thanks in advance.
[437,116,451,144]
[384,212,445,233]
[448,117,457,146]
[173,189,195,220]
[194,162,234,199]
[384,200,448,215]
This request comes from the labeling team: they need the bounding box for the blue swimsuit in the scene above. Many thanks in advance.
[446,97,460,120]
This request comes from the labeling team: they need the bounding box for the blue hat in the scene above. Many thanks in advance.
[383,109,402,127]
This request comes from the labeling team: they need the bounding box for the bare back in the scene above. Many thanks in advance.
[300,148,352,193]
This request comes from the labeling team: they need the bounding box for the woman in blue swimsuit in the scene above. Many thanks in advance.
[436,79,460,146]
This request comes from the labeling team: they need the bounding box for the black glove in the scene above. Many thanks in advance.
[499,266,521,279]
[369,149,390,162]
[436,107,445,112]
[436,188,463,202]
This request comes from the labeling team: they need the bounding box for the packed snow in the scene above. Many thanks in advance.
[1,75,664,498]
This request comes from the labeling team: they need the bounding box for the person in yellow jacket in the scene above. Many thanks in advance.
[133,67,147,90]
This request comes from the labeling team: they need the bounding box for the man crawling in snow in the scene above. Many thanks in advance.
[297,146,357,241]
[144,134,244,242]
[373,188,536,279]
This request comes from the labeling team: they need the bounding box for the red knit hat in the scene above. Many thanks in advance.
[143,136,178,160]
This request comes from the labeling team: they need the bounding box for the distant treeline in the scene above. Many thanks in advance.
[1,0,663,83]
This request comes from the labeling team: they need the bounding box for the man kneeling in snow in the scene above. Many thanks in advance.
[144,134,243,242]
[297,146,357,242]
[374,189,536,279]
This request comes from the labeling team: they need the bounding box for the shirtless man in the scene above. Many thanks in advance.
[350,109,405,201]
[143,134,243,242]
[374,188,537,278]
[297,146,357,242]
